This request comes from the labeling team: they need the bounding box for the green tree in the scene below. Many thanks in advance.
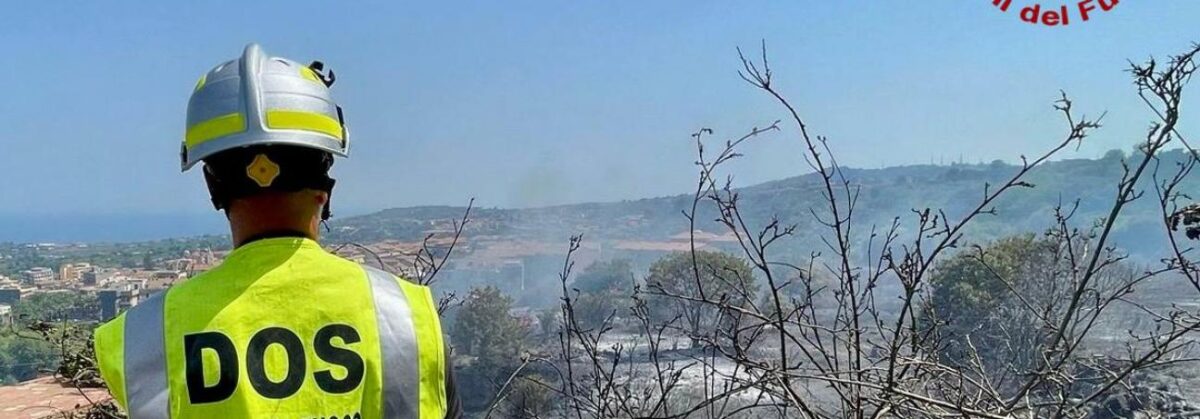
[924,234,1108,373]
[571,293,616,331]
[0,334,56,383]
[645,251,758,345]
[452,286,529,411]
[927,235,1053,332]
[452,286,526,372]
[571,259,634,329]
[12,292,100,323]
[573,259,633,294]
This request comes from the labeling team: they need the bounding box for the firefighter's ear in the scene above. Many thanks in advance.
[311,189,329,207]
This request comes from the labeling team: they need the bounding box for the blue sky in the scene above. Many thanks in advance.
[1,1,1198,220]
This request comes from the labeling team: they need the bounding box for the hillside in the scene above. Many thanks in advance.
[330,148,1193,264]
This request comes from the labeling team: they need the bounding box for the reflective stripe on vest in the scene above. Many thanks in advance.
[124,290,170,418]
[363,265,420,419]
[117,264,432,419]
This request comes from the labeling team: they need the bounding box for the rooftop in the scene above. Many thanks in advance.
[0,377,112,419]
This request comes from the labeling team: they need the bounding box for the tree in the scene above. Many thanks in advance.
[645,251,758,345]
[573,259,633,294]
[453,286,529,412]
[928,232,1138,388]
[0,334,55,383]
[570,259,634,329]
[928,235,1053,328]
[452,286,526,372]
[926,235,1058,369]
[12,292,100,323]
[571,293,615,331]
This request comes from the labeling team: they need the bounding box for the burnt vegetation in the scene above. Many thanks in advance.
[475,42,1200,418]
[19,42,1200,418]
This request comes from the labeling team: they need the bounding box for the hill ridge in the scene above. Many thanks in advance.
[330,149,1181,261]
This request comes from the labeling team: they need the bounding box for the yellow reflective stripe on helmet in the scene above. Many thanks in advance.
[194,73,208,92]
[399,282,447,418]
[265,110,344,141]
[185,113,246,149]
[300,67,321,83]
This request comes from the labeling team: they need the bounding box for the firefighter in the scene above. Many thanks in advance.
[93,44,461,419]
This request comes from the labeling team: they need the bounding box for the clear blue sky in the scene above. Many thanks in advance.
[2,1,1198,218]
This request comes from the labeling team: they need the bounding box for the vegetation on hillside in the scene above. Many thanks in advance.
[327,149,1194,263]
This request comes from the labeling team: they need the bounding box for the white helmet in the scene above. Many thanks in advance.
[181,43,348,171]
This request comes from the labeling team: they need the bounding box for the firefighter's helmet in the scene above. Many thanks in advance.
[182,43,348,171]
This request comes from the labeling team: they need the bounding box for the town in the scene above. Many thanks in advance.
[0,244,221,323]
[0,225,744,327]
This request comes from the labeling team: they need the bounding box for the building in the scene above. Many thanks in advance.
[81,267,100,286]
[58,262,92,282]
[146,270,187,291]
[98,289,126,320]
[167,248,221,273]
[98,285,141,321]
[182,248,218,266]
[163,258,194,272]
[0,288,21,305]
[20,267,53,284]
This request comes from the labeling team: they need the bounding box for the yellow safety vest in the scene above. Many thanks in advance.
[93,237,448,419]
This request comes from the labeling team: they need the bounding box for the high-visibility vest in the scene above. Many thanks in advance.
[93,237,448,419]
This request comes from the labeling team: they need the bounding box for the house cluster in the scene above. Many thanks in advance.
[0,248,224,322]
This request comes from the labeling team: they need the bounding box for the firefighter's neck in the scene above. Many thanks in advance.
[227,190,327,248]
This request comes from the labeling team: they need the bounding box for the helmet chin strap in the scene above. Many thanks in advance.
[203,165,232,212]
[320,202,332,232]
[321,180,335,224]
